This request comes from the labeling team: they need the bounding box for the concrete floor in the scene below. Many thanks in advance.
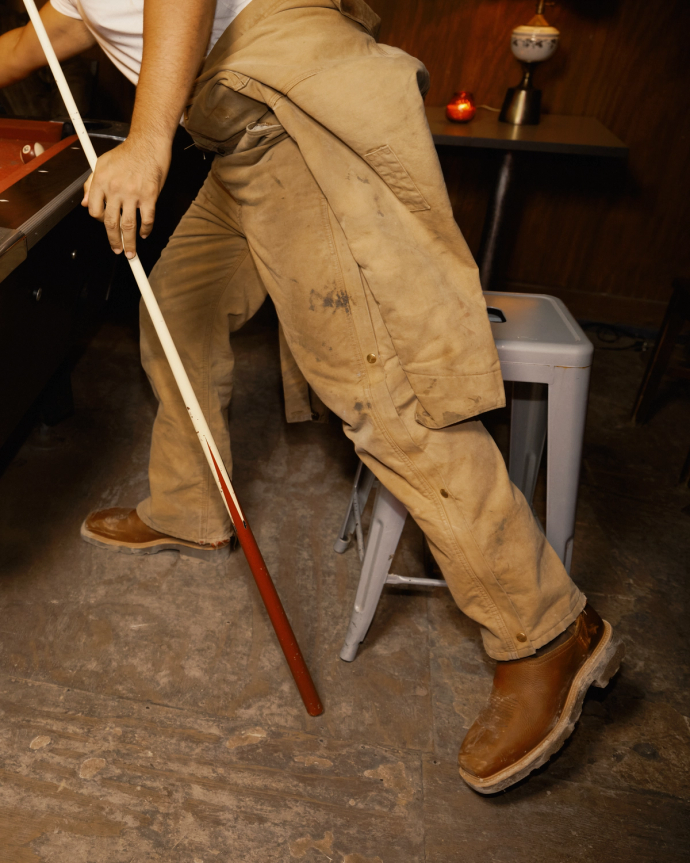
[0,301,688,862]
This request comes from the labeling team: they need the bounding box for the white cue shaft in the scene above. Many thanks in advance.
[22,0,246,524]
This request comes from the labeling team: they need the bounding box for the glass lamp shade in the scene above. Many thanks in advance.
[510,24,559,64]
[446,91,477,123]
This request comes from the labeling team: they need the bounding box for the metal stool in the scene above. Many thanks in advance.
[335,291,593,661]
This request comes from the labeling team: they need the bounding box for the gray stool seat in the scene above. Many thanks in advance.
[335,291,593,661]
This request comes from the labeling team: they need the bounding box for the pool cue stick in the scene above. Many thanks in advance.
[22,0,323,717]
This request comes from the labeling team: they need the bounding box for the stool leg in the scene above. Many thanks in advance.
[334,462,376,555]
[340,484,408,662]
[509,381,548,504]
[545,365,591,572]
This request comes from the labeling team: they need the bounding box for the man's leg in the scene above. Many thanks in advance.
[81,170,267,556]
[213,131,623,791]
[215,135,581,658]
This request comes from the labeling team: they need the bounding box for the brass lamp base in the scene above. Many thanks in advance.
[499,86,541,125]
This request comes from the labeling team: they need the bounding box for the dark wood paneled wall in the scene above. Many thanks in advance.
[370,0,690,325]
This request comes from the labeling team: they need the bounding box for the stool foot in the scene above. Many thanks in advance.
[339,623,362,662]
[333,537,352,554]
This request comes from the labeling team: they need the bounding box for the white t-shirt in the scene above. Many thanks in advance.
[50,0,253,86]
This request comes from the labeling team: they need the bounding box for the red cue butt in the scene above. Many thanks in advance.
[20,142,46,164]
[206,443,324,716]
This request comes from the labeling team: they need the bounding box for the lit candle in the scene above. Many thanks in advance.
[446,91,477,123]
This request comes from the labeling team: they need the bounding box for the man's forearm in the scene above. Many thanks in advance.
[129,0,216,152]
[0,4,95,89]
[0,28,27,88]
[83,0,217,257]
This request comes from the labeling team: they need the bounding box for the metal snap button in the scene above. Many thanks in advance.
[516,632,527,642]
[366,353,377,364]
[440,489,449,498]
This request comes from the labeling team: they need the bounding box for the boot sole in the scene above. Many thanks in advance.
[80,520,233,562]
[458,619,625,794]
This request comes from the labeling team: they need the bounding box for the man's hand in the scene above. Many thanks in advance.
[82,136,171,258]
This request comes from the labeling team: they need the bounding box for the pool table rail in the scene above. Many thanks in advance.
[0,121,127,285]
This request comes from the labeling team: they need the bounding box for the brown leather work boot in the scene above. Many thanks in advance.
[458,604,624,794]
[80,507,235,561]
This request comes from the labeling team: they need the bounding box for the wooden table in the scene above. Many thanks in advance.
[426,106,628,290]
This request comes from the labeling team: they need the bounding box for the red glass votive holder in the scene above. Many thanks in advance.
[446,91,477,123]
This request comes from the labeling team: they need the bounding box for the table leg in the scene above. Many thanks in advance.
[478,150,517,291]
[631,279,690,425]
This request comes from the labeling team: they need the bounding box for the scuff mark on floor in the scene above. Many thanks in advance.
[289,830,334,858]
[225,727,267,749]
[342,855,383,863]
[293,755,333,769]
[364,761,414,810]
[78,757,106,779]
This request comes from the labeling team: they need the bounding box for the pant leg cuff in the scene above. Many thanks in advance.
[136,498,233,546]
[482,592,587,661]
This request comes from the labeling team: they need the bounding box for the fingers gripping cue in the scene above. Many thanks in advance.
[22,0,324,717]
